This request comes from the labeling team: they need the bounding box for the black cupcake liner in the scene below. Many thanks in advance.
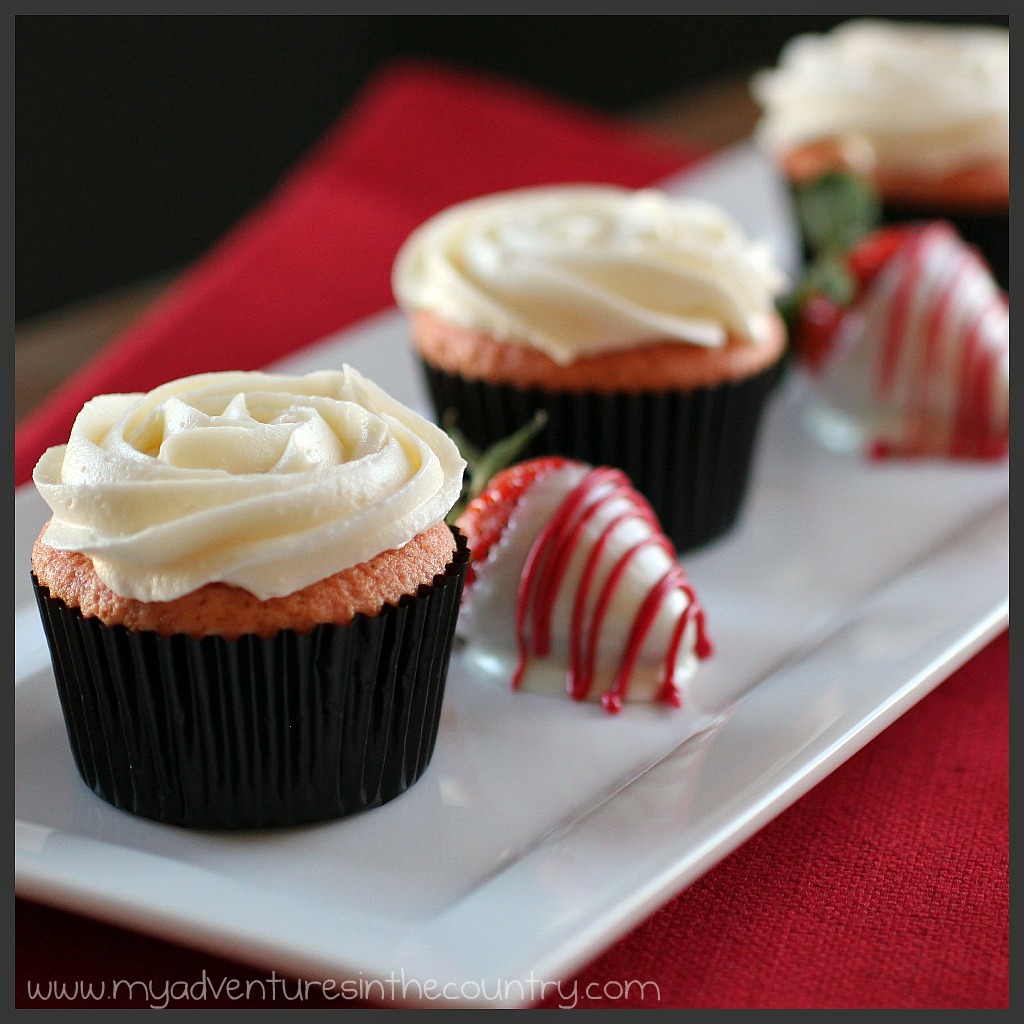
[880,202,1008,291]
[422,359,783,554]
[32,530,469,829]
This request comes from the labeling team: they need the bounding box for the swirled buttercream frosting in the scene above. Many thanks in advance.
[32,367,466,602]
[392,185,786,365]
[752,19,1009,175]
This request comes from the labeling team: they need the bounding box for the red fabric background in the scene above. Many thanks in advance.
[14,61,1009,1010]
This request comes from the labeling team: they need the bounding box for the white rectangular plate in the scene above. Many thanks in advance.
[15,147,1008,1008]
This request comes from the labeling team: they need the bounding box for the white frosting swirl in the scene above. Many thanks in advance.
[752,19,1009,174]
[33,367,466,602]
[392,185,786,365]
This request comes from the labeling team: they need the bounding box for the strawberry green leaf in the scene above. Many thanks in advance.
[795,171,882,255]
[468,410,549,502]
[441,408,482,466]
[443,409,549,524]
[803,252,857,306]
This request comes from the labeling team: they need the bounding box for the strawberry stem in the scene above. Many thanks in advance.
[444,409,549,524]
[795,170,881,256]
[779,170,884,333]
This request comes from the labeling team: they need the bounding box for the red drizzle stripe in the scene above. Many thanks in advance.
[950,301,995,458]
[569,503,657,701]
[875,224,935,399]
[902,248,974,456]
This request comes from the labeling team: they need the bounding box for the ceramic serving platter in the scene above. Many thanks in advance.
[14,146,1008,1008]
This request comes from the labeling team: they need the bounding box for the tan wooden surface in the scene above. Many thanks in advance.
[14,76,760,424]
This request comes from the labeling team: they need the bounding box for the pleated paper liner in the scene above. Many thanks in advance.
[32,530,469,829]
[880,204,1008,291]
[422,359,784,554]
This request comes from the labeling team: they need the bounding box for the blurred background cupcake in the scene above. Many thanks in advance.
[751,18,1009,288]
[30,366,468,828]
[392,184,788,555]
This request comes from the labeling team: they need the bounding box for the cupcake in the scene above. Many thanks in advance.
[392,185,788,554]
[752,19,1010,287]
[453,456,712,715]
[30,366,469,828]
[793,222,1009,460]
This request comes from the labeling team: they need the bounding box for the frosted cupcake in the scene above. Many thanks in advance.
[392,185,788,554]
[752,19,1009,286]
[31,366,468,828]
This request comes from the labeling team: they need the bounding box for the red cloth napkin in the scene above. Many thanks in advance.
[15,60,1008,1010]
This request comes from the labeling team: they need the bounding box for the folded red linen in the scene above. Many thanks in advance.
[14,60,1007,1010]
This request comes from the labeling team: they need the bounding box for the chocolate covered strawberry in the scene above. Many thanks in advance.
[455,456,712,715]
[796,222,1008,460]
